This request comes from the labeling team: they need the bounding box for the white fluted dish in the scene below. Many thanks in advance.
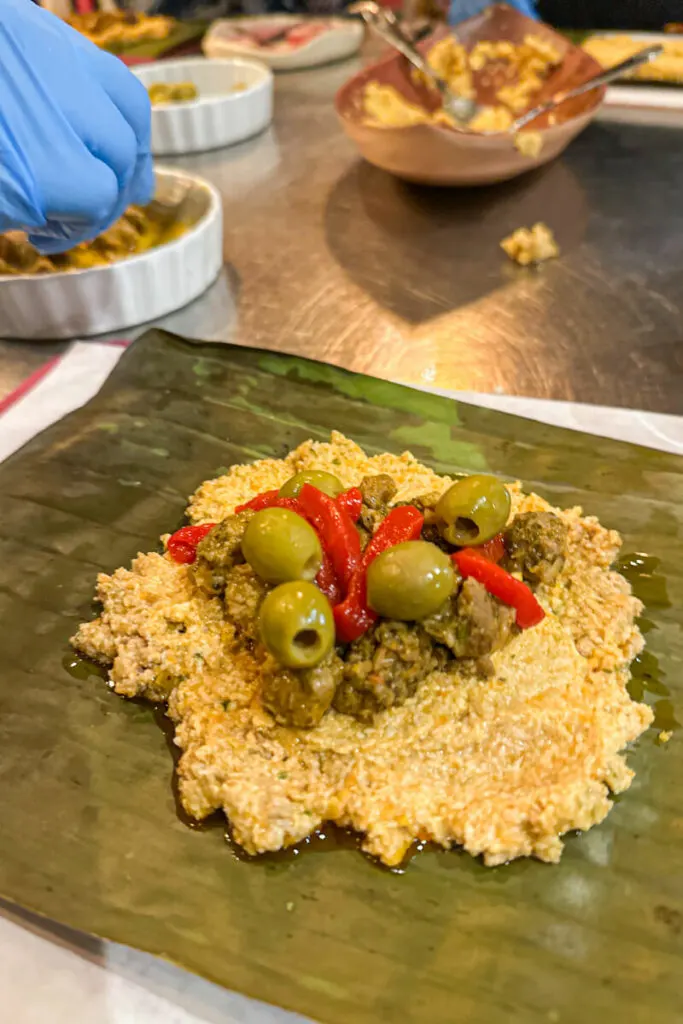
[0,168,223,341]
[133,57,273,156]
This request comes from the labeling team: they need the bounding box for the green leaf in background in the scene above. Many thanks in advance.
[560,28,591,45]
[105,19,207,59]
[0,329,681,1024]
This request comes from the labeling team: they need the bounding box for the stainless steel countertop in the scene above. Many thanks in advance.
[2,51,683,413]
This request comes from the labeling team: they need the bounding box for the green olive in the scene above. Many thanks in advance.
[367,541,456,621]
[279,470,344,499]
[435,475,511,547]
[242,508,322,585]
[259,581,334,669]
[173,81,198,102]
[147,83,172,105]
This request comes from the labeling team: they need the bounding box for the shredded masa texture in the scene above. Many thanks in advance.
[73,432,651,867]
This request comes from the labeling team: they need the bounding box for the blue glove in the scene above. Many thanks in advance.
[448,0,538,23]
[0,0,153,254]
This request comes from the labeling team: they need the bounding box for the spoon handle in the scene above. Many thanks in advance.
[556,44,663,101]
[516,44,664,130]
[349,2,444,90]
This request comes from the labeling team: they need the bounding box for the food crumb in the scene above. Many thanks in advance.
[501,222,559,266]
[514,130,543,158]
[658,730,673,744]
[286,901,295,912]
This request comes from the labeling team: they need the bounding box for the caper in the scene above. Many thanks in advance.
[242,508,322,585]
[258,581,335,669]
[435,475,511,547]
[279,470,344,499]
[366,541,456,621]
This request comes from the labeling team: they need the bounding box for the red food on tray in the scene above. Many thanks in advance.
[222,20,330,50]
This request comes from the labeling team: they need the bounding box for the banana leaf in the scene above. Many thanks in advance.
[0,329,681,1024]
[105,19,207,60]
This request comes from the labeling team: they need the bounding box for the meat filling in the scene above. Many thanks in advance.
[333,620,447,722]
[223,564,269,640]
[422,577,516,659]
[194,510,254,594]
[359,473,398,534]
[261,651,344,728]
[504,511,568,586]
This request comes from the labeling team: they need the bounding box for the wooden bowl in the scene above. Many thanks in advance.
[335,3,604,186]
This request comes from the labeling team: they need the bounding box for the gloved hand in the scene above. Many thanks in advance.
[448,0,538,23]
[0,0,153,253]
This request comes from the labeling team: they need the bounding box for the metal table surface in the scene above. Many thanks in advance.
[1,53,683,414]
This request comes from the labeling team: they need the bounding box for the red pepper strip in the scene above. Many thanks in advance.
[334,572,374,644]
[316,549,342,605]
[232,486,345,599]
[297,484,362,592]
[452,549,545,629]
[334,505,425,643]
[167,523,216,565]
[477,534,506,564]
[362,505,424,567]
[336,486,363,522]
[269,497,301,513]
[234,490,280,514]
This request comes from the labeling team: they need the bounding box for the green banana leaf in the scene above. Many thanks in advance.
[560,29,591,45]
[0,329,681,1023]
[105,19,207,59]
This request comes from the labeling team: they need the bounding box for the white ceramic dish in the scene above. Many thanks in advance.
[133,57,273,156]
[0,168,223,341]
[203,15,363,72]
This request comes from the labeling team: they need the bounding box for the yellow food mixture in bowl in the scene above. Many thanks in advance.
[0,205,188,277]
[362,33,561,134]
[148,81,199,105]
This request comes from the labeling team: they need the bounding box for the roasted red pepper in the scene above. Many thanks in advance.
[316,549,342,606]
[478,534,506,564]
[336,486,363,522]
[362,505,424,566]
[167,523,216,565]
[334,571,375,643]
[233,485,351,600]
[236,492,303,516]
[334,505,425,643]
[452,548,544,629]
[297,483,361,592]
[234,490,280,514]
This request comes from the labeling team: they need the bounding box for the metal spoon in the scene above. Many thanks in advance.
[349,0,479,125]
[512,44,664,131]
